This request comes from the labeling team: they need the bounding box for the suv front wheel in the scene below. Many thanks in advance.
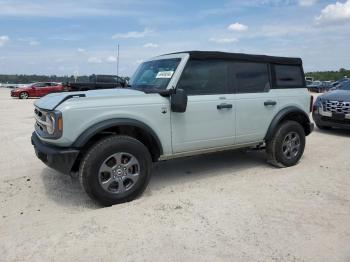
[79,135,152,206]
[266,121,306,168]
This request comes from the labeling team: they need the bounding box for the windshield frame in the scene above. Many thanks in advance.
[129,53,189,92]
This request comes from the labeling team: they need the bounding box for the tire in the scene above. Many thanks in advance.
[79,135,152,206]
[19,92,29,99]
[266,121,305,168]
[316,124,331,130]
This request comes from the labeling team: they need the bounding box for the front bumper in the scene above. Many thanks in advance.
[31,132,80,175]
[313,112,350,130]
[11,91,19,97]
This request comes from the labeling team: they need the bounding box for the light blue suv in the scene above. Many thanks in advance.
[32,51,314,206]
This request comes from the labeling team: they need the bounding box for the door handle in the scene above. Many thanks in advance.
[264,100,277,106]
[217,103,233,110]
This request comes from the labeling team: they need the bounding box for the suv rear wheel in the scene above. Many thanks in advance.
[79,135,152,206]
[266,121,305,168]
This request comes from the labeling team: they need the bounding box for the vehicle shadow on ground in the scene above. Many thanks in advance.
[149,149,268,191]
[41,149,269,208]
[315,127,350,138]
[41,168,100,210]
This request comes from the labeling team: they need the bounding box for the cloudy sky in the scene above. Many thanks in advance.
[0,0,349,76]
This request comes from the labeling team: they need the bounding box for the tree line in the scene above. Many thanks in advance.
[0,74,130,84]
[305,68,349,81]
[0,68,349,84]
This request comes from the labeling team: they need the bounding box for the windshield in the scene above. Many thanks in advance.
[129,58,181,91]
[339,81,350,90]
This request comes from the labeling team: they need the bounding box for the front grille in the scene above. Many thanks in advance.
[322,100,350,114]
[34,107,51,134]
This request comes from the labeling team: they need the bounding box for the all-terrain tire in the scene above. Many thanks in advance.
[79,135,152,206]
[266,121,306,168]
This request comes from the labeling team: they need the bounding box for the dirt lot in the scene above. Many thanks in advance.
[0,88,349,262]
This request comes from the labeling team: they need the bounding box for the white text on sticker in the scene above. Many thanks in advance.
[156,71,174,79]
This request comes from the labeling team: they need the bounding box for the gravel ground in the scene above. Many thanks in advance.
[0,88,350,262]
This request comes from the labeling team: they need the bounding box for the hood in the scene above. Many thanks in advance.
[319,90,350,102]
[13,86,30,92]
[34,88,145,110]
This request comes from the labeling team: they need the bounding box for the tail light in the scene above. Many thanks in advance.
[310,95,314,112]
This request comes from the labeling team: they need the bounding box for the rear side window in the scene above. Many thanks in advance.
[233,62,270,93]
[177,59,229,95]
[274,65,304,87]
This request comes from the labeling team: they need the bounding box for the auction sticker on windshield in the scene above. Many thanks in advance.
[156,71,174,79]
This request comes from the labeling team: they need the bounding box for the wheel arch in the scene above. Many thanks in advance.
[72,118,163,166]
[265,106,312,141]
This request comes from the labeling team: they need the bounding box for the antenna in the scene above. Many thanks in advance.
[117,43,120,76]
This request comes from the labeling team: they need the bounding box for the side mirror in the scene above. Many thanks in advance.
[171,89,188,113]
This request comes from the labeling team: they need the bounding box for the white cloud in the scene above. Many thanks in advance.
[227,23,248,32]
[134,59,144,65]
[29,40,39,46]
[298,0,317,6]
[106,56,117,62]
[87,57,102,64]
[143,43,158,48]
[209,37,238,44]
[112,29,153,39]
[77,48,86,53]
[0,36,10,47]
[18,37,39,46]
[0,1,134,17]
[316,0,350,24]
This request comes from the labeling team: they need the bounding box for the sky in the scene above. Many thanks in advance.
[0,0,350,76]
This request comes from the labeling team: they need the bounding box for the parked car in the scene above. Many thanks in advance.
[11,82,63,99]
[307,81,332,93]
[31,51,314,206]
[329,79,349,91]
[313,81,350,130]
[64,74,126,91]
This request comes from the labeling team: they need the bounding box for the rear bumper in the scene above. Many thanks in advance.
[313,113,350,130]
[31,132,80,175]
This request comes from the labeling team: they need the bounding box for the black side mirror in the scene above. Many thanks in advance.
[171,89,188,113]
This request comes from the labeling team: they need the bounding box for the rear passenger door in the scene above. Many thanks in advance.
[171,59,236,153]
[233,62,280,144]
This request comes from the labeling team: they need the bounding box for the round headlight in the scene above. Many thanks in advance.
[45,113,55,134]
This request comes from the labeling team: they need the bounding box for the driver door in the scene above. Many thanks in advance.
[32,83,46,97]
[170,59,236,153]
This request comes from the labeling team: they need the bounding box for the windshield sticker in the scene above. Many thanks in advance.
[156,71,174,79]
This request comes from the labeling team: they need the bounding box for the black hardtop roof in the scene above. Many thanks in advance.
[165,51,302,66]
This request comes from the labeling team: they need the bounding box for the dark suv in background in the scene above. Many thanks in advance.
[313,81,350,130]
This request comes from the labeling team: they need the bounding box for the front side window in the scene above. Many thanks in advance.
[129,58,181,91]
[274,65,304,87]
[33,83,47,88]
[234,62,270,93]
[176,59,229,95]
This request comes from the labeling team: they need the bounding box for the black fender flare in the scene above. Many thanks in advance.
[264,106,311,141]
[72,118,163,155]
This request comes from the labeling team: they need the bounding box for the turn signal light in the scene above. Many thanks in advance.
[57,116,63,131]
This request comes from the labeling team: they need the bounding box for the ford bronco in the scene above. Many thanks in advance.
[31,51,314,206]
